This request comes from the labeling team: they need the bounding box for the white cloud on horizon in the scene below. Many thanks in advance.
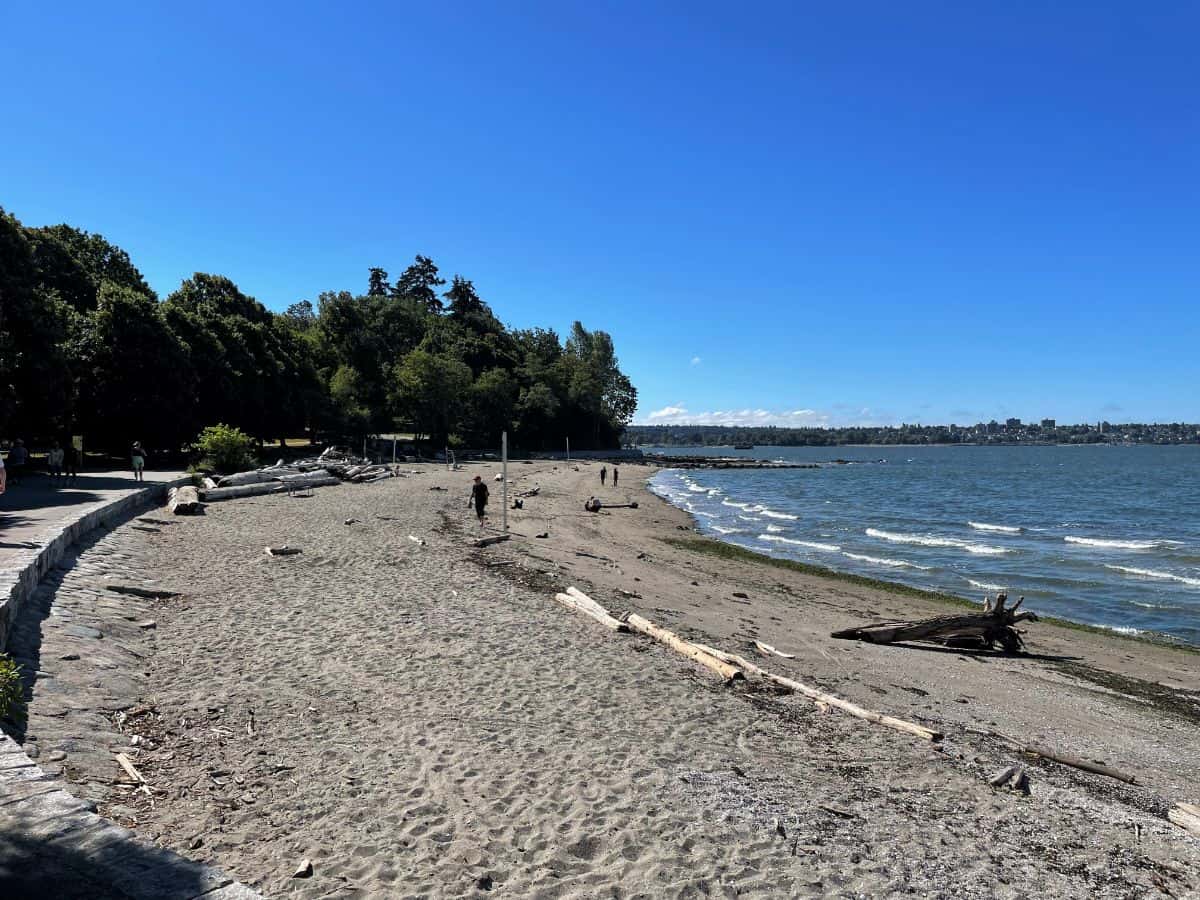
[640,405,832,427]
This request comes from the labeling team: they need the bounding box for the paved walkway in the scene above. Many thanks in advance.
[0,470,184,571]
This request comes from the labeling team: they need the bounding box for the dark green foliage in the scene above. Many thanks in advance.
[0,653,22,723]
[0,207,637,454]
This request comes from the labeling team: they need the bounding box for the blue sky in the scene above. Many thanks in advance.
[3,2,1196,426]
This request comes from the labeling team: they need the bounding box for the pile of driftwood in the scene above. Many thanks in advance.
[830,592,1038,654]
[170,448,404,514]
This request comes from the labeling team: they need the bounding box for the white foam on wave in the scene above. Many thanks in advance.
[1065,536,1164,550]
[758,535,841,552]
[722,499,752,509]
[765,524,785,533]
[1105,565,1200,588]
[968,521,1022,534]
[843,552,931,570]
[686,484,708,493]
[760,509,799,521]
[966,578,1007,591]
[1100,624,1144,636]
[711,525,745,535]
[866,528,1010,556]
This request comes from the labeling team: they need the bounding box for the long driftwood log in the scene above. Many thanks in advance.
[831,592,1038,653]
[695,644,943,742]
[626,614,743,681]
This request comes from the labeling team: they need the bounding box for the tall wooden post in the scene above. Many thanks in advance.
[501,431,508,532]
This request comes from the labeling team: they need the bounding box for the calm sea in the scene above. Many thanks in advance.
[646,444,1200,646]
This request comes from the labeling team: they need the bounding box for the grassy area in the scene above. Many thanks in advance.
[660,535,1198,654]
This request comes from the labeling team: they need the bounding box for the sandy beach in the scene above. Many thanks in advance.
[18,459,1200,898]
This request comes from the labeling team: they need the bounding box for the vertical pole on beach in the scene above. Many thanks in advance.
[566,437,570,464]
[501,431,508,532]
[392,436,396,464]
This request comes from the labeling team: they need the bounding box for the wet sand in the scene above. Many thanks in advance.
[20,460,1200,897]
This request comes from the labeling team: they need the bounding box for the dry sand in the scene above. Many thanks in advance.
[19,460,1200,897]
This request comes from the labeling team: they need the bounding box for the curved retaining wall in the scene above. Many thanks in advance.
[0,478,263,898]
[0,478,188,650]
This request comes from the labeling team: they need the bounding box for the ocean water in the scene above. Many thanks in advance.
[646,444,1200,646]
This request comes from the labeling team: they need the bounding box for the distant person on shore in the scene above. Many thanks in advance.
[47,442,65,481]
[600,465,607,486]
[612,465,619,487]
[469,475,489,527]
[7,440,27,485]
[131,441,146,482]
[0,452,6,495]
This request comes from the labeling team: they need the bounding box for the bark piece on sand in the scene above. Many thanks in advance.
[830,592,1038,653]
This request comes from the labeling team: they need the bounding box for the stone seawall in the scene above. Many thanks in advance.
[0,478,189,651]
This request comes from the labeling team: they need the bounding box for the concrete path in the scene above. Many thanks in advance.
[0,470,184,573]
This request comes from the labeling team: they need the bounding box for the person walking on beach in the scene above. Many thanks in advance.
[469,475,489,527]
[47,442,65,482]
[0,452,6,496]
[612,465,619,487]
[7,440,27,485]
[600,465,607,487]
[131,441,146,482]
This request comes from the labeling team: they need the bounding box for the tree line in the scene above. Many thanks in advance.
[0,207,637,455]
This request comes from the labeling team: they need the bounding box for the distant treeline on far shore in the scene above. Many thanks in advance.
[625,421,1200,447]
[0,206,637,455]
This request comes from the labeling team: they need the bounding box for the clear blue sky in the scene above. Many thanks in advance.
[4,2,1196,426]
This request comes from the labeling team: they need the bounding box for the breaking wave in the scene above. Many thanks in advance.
[1104,565,1200,588]
[1065,536,1166,550]
[843,552,931,570]
[966,578,1007,591]
[866,528,1010,556]
[968,521,1022,534]
[758,535,840,552]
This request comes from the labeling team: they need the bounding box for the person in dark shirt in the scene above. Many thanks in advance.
[469,475,489,527]
[600,465,607,486]
[612,465,619,487]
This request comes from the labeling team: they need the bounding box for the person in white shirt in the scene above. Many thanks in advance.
[48,442,65,480]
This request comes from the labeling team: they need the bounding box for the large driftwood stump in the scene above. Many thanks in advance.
[831,592,1038,654]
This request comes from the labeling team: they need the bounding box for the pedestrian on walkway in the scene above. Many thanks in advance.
[65,444,80,484]
[47,442,65,481]
[612,465,619,487]
[131,441,146,482]
[600,465,607,486]
[7,440,27,485]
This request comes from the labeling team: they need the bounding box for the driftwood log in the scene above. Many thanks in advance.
[1170,802,1200,838]
[166,485,203,515]
[555,587,629,632]
[626,614,743,681]
[831,592,1038,653]
[696,644,942,742]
